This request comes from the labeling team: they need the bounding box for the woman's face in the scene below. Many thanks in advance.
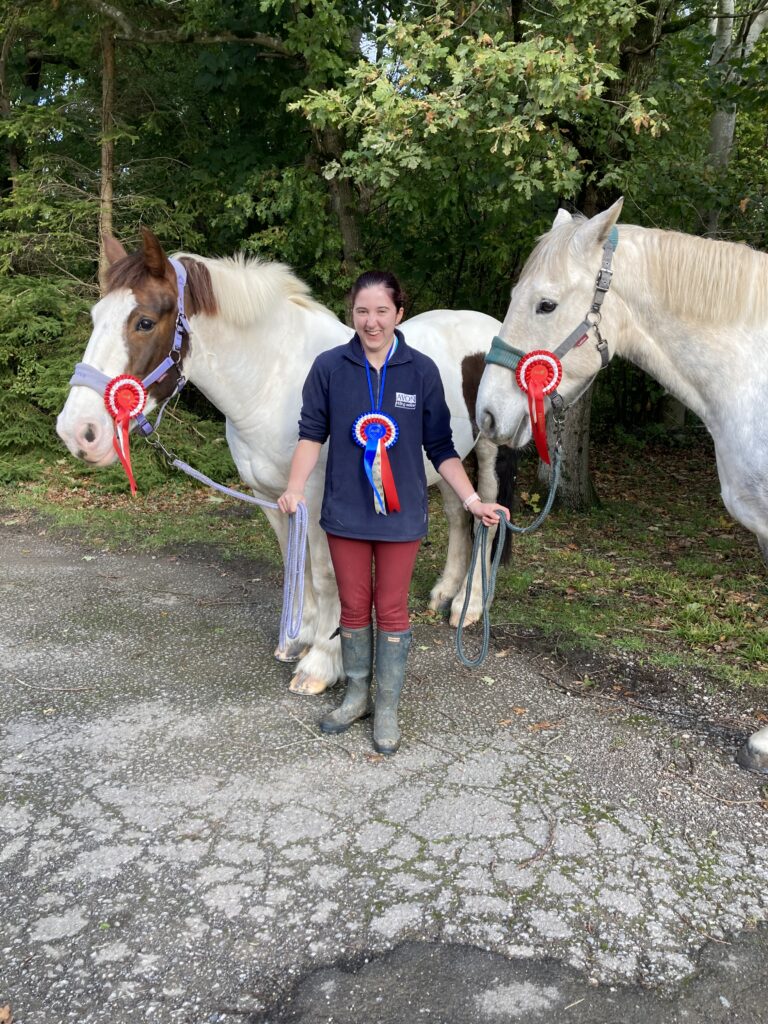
[352,285,404,362]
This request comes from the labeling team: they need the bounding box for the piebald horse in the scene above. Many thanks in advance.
[57,230,506,694]
[476,199,768,774]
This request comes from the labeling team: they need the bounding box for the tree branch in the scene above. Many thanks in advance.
[80,0,295,57]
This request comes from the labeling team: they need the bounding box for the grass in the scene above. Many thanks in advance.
[418,431,768,694]
[3,431,767,698]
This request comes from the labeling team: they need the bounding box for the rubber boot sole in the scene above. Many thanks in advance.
[319,708,372,735]
[373,735,401,755]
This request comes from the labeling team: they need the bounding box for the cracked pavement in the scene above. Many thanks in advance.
[1,518,767,1023]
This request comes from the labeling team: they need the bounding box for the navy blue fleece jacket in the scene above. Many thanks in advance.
[297,330,460,541]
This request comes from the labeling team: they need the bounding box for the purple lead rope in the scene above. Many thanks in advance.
[171,459,306,650]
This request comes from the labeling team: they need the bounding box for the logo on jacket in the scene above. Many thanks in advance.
[395,392,417,410]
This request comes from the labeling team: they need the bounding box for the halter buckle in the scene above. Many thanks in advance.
[595,267,613,292]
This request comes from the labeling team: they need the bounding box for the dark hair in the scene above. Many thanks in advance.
[348,270,406,313]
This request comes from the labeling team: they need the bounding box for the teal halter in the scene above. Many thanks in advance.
[485,224,619,412]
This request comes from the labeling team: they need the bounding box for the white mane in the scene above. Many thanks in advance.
[638,229,768,329]
[173,251,335,327]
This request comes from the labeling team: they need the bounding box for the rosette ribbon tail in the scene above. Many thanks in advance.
[104,374,147,496]
[363,435,387,514]
[378,442,400,512]
[527,365,551,466]
[113,413,139,496]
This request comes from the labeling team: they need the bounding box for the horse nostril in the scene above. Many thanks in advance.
[481,410,495,434]
[84,424,96,443]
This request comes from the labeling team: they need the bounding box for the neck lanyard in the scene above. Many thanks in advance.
[364,336,398,412]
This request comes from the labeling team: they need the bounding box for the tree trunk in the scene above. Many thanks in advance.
[313,126,362,277]
[98,25,115,294]
[538,382,599,510]
[704,1,768,235]
[0,14,21,192]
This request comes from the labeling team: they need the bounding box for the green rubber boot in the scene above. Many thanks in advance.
[319,625,373,735]
[373,629,412,755]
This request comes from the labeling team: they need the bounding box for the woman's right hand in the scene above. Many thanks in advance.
[277,490,305,515]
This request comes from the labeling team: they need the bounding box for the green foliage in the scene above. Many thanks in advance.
[2,0,768,482]
[0,274,91,481]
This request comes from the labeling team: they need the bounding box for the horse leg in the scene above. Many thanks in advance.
[428,478,472,615]
[288,520,343,696]
[263,507,316,664]
[736,725,768,774]
[449,436,500,627]
[759,535,768,566]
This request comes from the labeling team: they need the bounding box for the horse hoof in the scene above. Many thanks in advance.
[289,671,329,696]
[736,737,768,774]
[449,608,480,629]
[428,595,452,615]
[274,642,309,664]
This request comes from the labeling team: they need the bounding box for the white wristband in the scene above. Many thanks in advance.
[462,492,481,511]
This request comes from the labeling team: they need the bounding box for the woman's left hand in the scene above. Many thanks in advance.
[470,501,511,527]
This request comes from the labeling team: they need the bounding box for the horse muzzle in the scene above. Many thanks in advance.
[56,408,116,466]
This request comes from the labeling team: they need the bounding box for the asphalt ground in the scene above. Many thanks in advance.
[1,515,767,1023]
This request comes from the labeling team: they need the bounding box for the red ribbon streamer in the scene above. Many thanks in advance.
[104,376,146,496]
[515,351,562,466]
[526,364,551,465]
[378,443,401,513]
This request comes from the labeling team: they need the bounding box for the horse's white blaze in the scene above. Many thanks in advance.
[59,255,503,690]
[56,290,137,464]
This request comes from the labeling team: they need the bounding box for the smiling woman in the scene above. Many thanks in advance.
[277,268,510,754]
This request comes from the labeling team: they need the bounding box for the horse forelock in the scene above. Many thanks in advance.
[519,216,586,284]
[172,252,331,328]
[105,251,157,295]
[106,251,219,319]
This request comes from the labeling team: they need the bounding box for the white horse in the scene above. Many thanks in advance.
[476,198,768,774]
[56,229,505,695]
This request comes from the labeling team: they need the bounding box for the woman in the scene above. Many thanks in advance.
[278,271,509,754]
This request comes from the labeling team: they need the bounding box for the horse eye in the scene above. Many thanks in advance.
[536,299,558,314]
[136,317,155,332]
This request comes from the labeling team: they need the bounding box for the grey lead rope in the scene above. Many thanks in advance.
[455,445,562,669]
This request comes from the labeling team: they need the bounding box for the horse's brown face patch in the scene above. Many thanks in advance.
[461,351,487,431]
[103,230,216,402]
[129,280,182,402]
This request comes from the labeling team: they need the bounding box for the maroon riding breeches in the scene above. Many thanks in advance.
[326,533,421,632]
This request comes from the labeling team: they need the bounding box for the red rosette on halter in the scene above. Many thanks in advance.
[514,350,562,465]
[104,374,147,496]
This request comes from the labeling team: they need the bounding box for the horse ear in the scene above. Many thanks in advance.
[573,197,624,254]
[103,234,127,265]
[552,208,572,229]
[140,227,170,278]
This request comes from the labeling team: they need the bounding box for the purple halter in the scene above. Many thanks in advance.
[68,258,191,436]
